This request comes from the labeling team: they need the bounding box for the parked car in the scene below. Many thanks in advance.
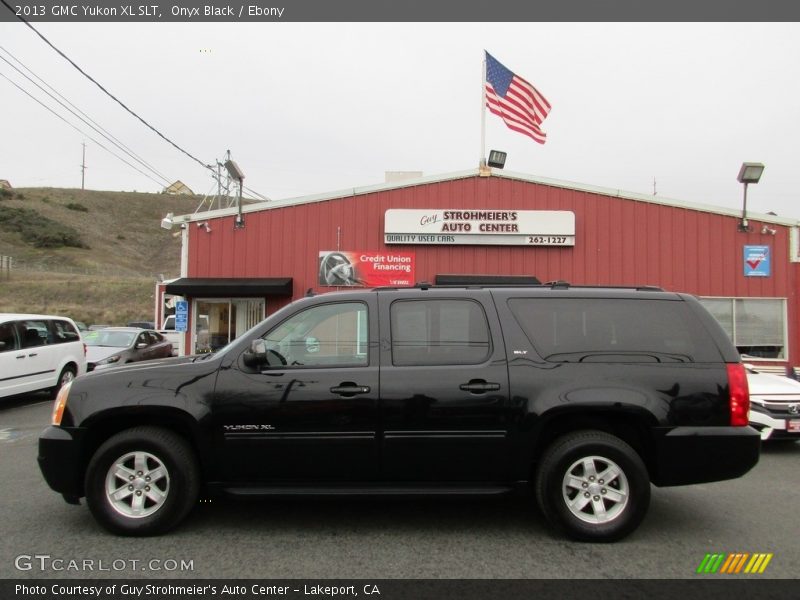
[745,366,800,441]
[0,313,86,399]
[39,284,759,541]
[127,321,156,330]
[73,321,88,332]
[84,327,174,371]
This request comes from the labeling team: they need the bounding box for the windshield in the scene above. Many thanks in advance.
[84,330,136,348]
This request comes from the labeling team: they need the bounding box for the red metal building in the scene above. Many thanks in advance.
[158,168,800,370]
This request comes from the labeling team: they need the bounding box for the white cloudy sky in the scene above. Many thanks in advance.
[1,22,799,218]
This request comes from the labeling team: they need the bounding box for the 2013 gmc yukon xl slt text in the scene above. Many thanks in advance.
[39,285,760,542]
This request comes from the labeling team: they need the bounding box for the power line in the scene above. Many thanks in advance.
[0,47,173,187]
[0,69,171,188]
[1,0,213,173]
[0,45,172,186]
[1,2,275,200]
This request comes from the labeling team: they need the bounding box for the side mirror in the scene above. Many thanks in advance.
[242,339,268,368]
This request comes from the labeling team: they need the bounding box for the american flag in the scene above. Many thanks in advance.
[485,51,551,144]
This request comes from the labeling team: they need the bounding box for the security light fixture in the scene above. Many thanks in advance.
[737,162,765,185]
[160,212,174,230]
[197,221,211,233]
[737,162,765,232]
[224,160,244,182]
[487,150,507,169]
[225,159,246,229]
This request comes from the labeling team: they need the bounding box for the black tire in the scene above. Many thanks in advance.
[50,365,76,399]
[84,426,199,536]
[535,430,650,542]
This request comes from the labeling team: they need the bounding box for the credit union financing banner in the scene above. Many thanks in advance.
[384,209,575,246]
[318,251,415,287]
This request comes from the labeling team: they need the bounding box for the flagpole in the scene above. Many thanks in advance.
[480,52,487,168]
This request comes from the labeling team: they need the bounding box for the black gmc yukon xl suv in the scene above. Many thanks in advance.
[39,284,760,542]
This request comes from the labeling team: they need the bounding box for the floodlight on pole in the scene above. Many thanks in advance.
[225,159,245,229]
[487,150,507,169]
[736,162,764,232]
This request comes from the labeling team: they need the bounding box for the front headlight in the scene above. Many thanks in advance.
[52,381,72,426]
[96,354,121,366]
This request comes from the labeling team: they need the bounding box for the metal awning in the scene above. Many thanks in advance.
[164,278,293,297]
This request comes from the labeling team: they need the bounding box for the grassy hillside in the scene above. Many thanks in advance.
[0,187,202,325]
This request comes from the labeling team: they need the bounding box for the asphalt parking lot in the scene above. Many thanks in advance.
[1,394,799,580]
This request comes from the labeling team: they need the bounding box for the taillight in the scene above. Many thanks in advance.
[727,363,750,426]
[52,381,72,426]
[83,343,87,356]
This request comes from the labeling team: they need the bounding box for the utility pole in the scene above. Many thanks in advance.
[80,142,87,190]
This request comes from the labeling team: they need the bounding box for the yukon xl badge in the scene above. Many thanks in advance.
[224,424,276,431]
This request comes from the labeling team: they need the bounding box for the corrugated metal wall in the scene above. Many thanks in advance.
[186,175,798,362]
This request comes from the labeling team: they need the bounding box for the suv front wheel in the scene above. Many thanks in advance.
[535,430,651,542]
[85,426,199,536]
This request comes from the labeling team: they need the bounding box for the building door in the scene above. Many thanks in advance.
[194,299,265,353]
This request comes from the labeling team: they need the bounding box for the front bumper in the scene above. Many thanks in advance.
[750,403,800,440]
[651,426,761,487]
[38,426,86,500]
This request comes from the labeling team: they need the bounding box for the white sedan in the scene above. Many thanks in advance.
[746,367,800,441]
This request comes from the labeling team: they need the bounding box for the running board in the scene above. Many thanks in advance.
[220,485,515,496]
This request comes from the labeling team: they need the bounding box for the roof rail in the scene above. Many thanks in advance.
[371,282,666,292]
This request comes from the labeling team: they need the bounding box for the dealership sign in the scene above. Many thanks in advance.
[318,251,415,287]
[384,209,575,245]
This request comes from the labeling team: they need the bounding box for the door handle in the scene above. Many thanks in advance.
[27,353,38,358]
[330,383,371,396]
[16,354,25,360]
[459,380,501,393]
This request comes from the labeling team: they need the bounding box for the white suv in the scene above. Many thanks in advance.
[0,314,87,400]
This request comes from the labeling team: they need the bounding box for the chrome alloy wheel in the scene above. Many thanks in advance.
[562,455,629,524]
[104,451,170,518]
[60,370,75,386]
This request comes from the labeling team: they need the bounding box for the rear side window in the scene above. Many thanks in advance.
[391,299,491,366]
[508,298,721,363]
[50,320,80,344]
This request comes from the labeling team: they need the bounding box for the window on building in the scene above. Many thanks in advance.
[195,299,264,353]
[391,299,491,366]
[699,297,787,360]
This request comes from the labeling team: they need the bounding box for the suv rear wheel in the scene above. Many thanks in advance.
[535,430,650,542]
[85,426,199,536]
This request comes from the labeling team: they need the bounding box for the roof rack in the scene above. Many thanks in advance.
[371,281,665,292]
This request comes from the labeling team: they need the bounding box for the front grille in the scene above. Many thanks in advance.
[751,398,800,417]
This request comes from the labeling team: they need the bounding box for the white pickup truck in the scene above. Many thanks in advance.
[158,315,210,355]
